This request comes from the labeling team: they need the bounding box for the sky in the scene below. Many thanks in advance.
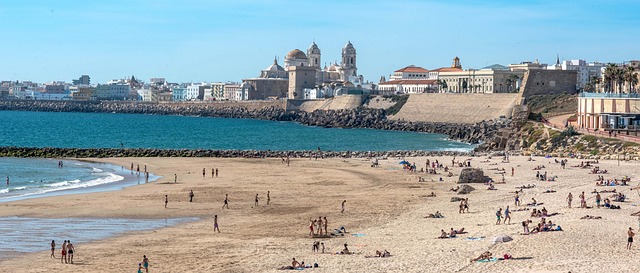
[0,0,638,84]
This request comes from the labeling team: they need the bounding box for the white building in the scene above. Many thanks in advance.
[186,83,209,101]
[203,82,225,101]
[546,58,605,91]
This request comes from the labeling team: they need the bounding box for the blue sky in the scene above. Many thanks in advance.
[0,0,638,84]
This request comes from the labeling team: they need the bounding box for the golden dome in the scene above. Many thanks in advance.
[286,49,307,59]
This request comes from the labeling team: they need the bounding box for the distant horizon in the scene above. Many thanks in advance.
[1,0,638,84]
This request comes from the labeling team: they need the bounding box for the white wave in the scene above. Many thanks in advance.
[0,189,8,194]
[91,167,103,173]
[1,173,124,199]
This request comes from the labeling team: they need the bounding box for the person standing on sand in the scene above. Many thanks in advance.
[189,190,194,202]
[254,194,259,207]
[496,208,502,225]
[61,240,67,263]
[323,216,328,235]
[214,215,220,233]
[309,219,315,237]
[131,162,134,174]
[222,194,229,209]
[212,168,215,178]
[136,164,140,176]
[567,192,573,208]
[138,263,143,273]
[514,193,520,206]
[595,192,602,208]
[143,255,149,273]
[164,195,168,209]
[267,191,271,205]
[215,168,218,177]
[317,217,323,236]
[504,206,511,224]
[202,168,205,178]
[66,241,75,264]
[464,198,470,213]
[627,227,635,250]
[174,174,177,183]
[50,240,56,258]
[341,200,346,213]
[579,192,586,208]
[511,167,514,176]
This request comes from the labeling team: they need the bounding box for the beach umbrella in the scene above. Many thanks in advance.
[492,235,513,243]
[399,160,409,165]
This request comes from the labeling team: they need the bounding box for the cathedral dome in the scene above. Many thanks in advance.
[344,41,354,49]
[265,58,284,71]
[328,64,338,72]
[286,49,307,60]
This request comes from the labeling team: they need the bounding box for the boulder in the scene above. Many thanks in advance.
[457,185,476,194]
[458,168,491,184]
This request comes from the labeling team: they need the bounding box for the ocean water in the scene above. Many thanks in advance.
[0,110,474,151]
[0,158,155,202]
[0,217,197,259]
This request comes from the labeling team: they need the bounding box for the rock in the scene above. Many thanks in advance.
[458,168,491,184]
[457,185,476,194]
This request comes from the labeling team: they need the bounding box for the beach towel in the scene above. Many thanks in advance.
[352,233,366,237]
[477,258,498,263]
[465,237,485,241]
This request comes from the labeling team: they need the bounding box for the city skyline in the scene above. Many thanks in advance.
[1,0,638,84]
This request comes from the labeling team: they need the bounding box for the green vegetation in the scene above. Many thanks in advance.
[385,95,410,115]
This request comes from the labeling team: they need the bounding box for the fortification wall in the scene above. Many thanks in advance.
[287,95,364,112]
[389,93,520,124]
[157,100,285,110]
[520,70,578,97]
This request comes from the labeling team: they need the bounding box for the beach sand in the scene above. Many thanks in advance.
[1,155,639,272]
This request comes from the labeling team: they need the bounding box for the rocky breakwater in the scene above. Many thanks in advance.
[295,108,512,145]
[0,147,472,159]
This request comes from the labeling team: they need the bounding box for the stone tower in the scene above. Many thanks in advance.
[307,42,321,69]
[452,56,462,69]
[288,65,316,100]
[341,41,357,81]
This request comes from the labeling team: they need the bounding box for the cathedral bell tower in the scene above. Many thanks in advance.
[341,41,357,81]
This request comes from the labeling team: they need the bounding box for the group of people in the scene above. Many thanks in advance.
[50,240,75,264]
[495,206,512,224]
[438,227,465,238]
[308,216,329,237]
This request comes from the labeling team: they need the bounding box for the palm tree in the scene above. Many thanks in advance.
[624,66,638,93]
[604,63,618,93]
[505,74,520,92]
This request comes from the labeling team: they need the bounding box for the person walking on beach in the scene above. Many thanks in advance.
[214,215,220,232]
[174,174,177,183]
[323,216,328,235]
[514,193,520,206]
[341,200,346,213]
[50,240,56,258]
[6,176,8,186]
[61,240,67,263]
[579,192,586,208]
[267,191,271,205]
[164,195,168,209]
[495,208,502,225]
[511,167,514,176]
[504,206,511,224]
[143,255,149,273]
[317,217,324,236]
[567,192,573,208]
[222,194,229,209]
[627,227,635,250]
[136,164,140,176]
[67,241,75,264]
[215,168,219,177]
[189,190,194,202]
[254,194,259,207]
[202,168,205,178]
[212,168,215,178]
[131,162,134,174]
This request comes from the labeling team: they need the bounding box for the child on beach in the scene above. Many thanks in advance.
[143,255,149,273]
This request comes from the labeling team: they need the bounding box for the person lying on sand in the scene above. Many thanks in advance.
[425,211,444,218]
[365,250,391,258]
[439,229,448,239]
[487,183,496,190]
[450,186,460,192]
[543,189,557,193]
[471,251,493,262]
[427,192,436,197]
[451,227,465,235]
[581,215,602,219]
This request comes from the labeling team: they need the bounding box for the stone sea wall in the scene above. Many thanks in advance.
[0,100,516,152]
[0,147,474,159]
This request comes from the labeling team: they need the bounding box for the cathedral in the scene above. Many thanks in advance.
[284,41,358,85]
[241,41,364,100]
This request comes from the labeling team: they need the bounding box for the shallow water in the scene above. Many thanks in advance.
[0,217,197,259]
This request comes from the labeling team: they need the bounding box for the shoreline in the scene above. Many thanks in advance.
[0,158,159,203]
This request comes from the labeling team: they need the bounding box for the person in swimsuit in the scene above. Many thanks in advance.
[495,208,502,225]
[50,240,56,258]
[222,194,229,209]
[254,194,259,207]
[323,216,328,235]
[67,241,75,264]
[628,227,635,250]
[61,240,67,263]
[143,255,149,273]
[138,263,143,273]
[214,215,220,232]
[341,200,346,213]
[165,195,168,209]
[309,219,315,237]
[567,192,573,208]
[317,217,323,236]
[514,193,520,206]
[174,174,177,183]
[267,191,270,205]
[202,168,205,178]
[504,206,511,224]
[189,190,194,202]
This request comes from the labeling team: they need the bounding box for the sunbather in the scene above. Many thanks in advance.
[471,251,493,262]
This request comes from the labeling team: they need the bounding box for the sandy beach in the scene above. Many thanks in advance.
[1,155,640,273]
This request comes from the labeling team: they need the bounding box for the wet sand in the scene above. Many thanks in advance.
[0,156,639,272]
